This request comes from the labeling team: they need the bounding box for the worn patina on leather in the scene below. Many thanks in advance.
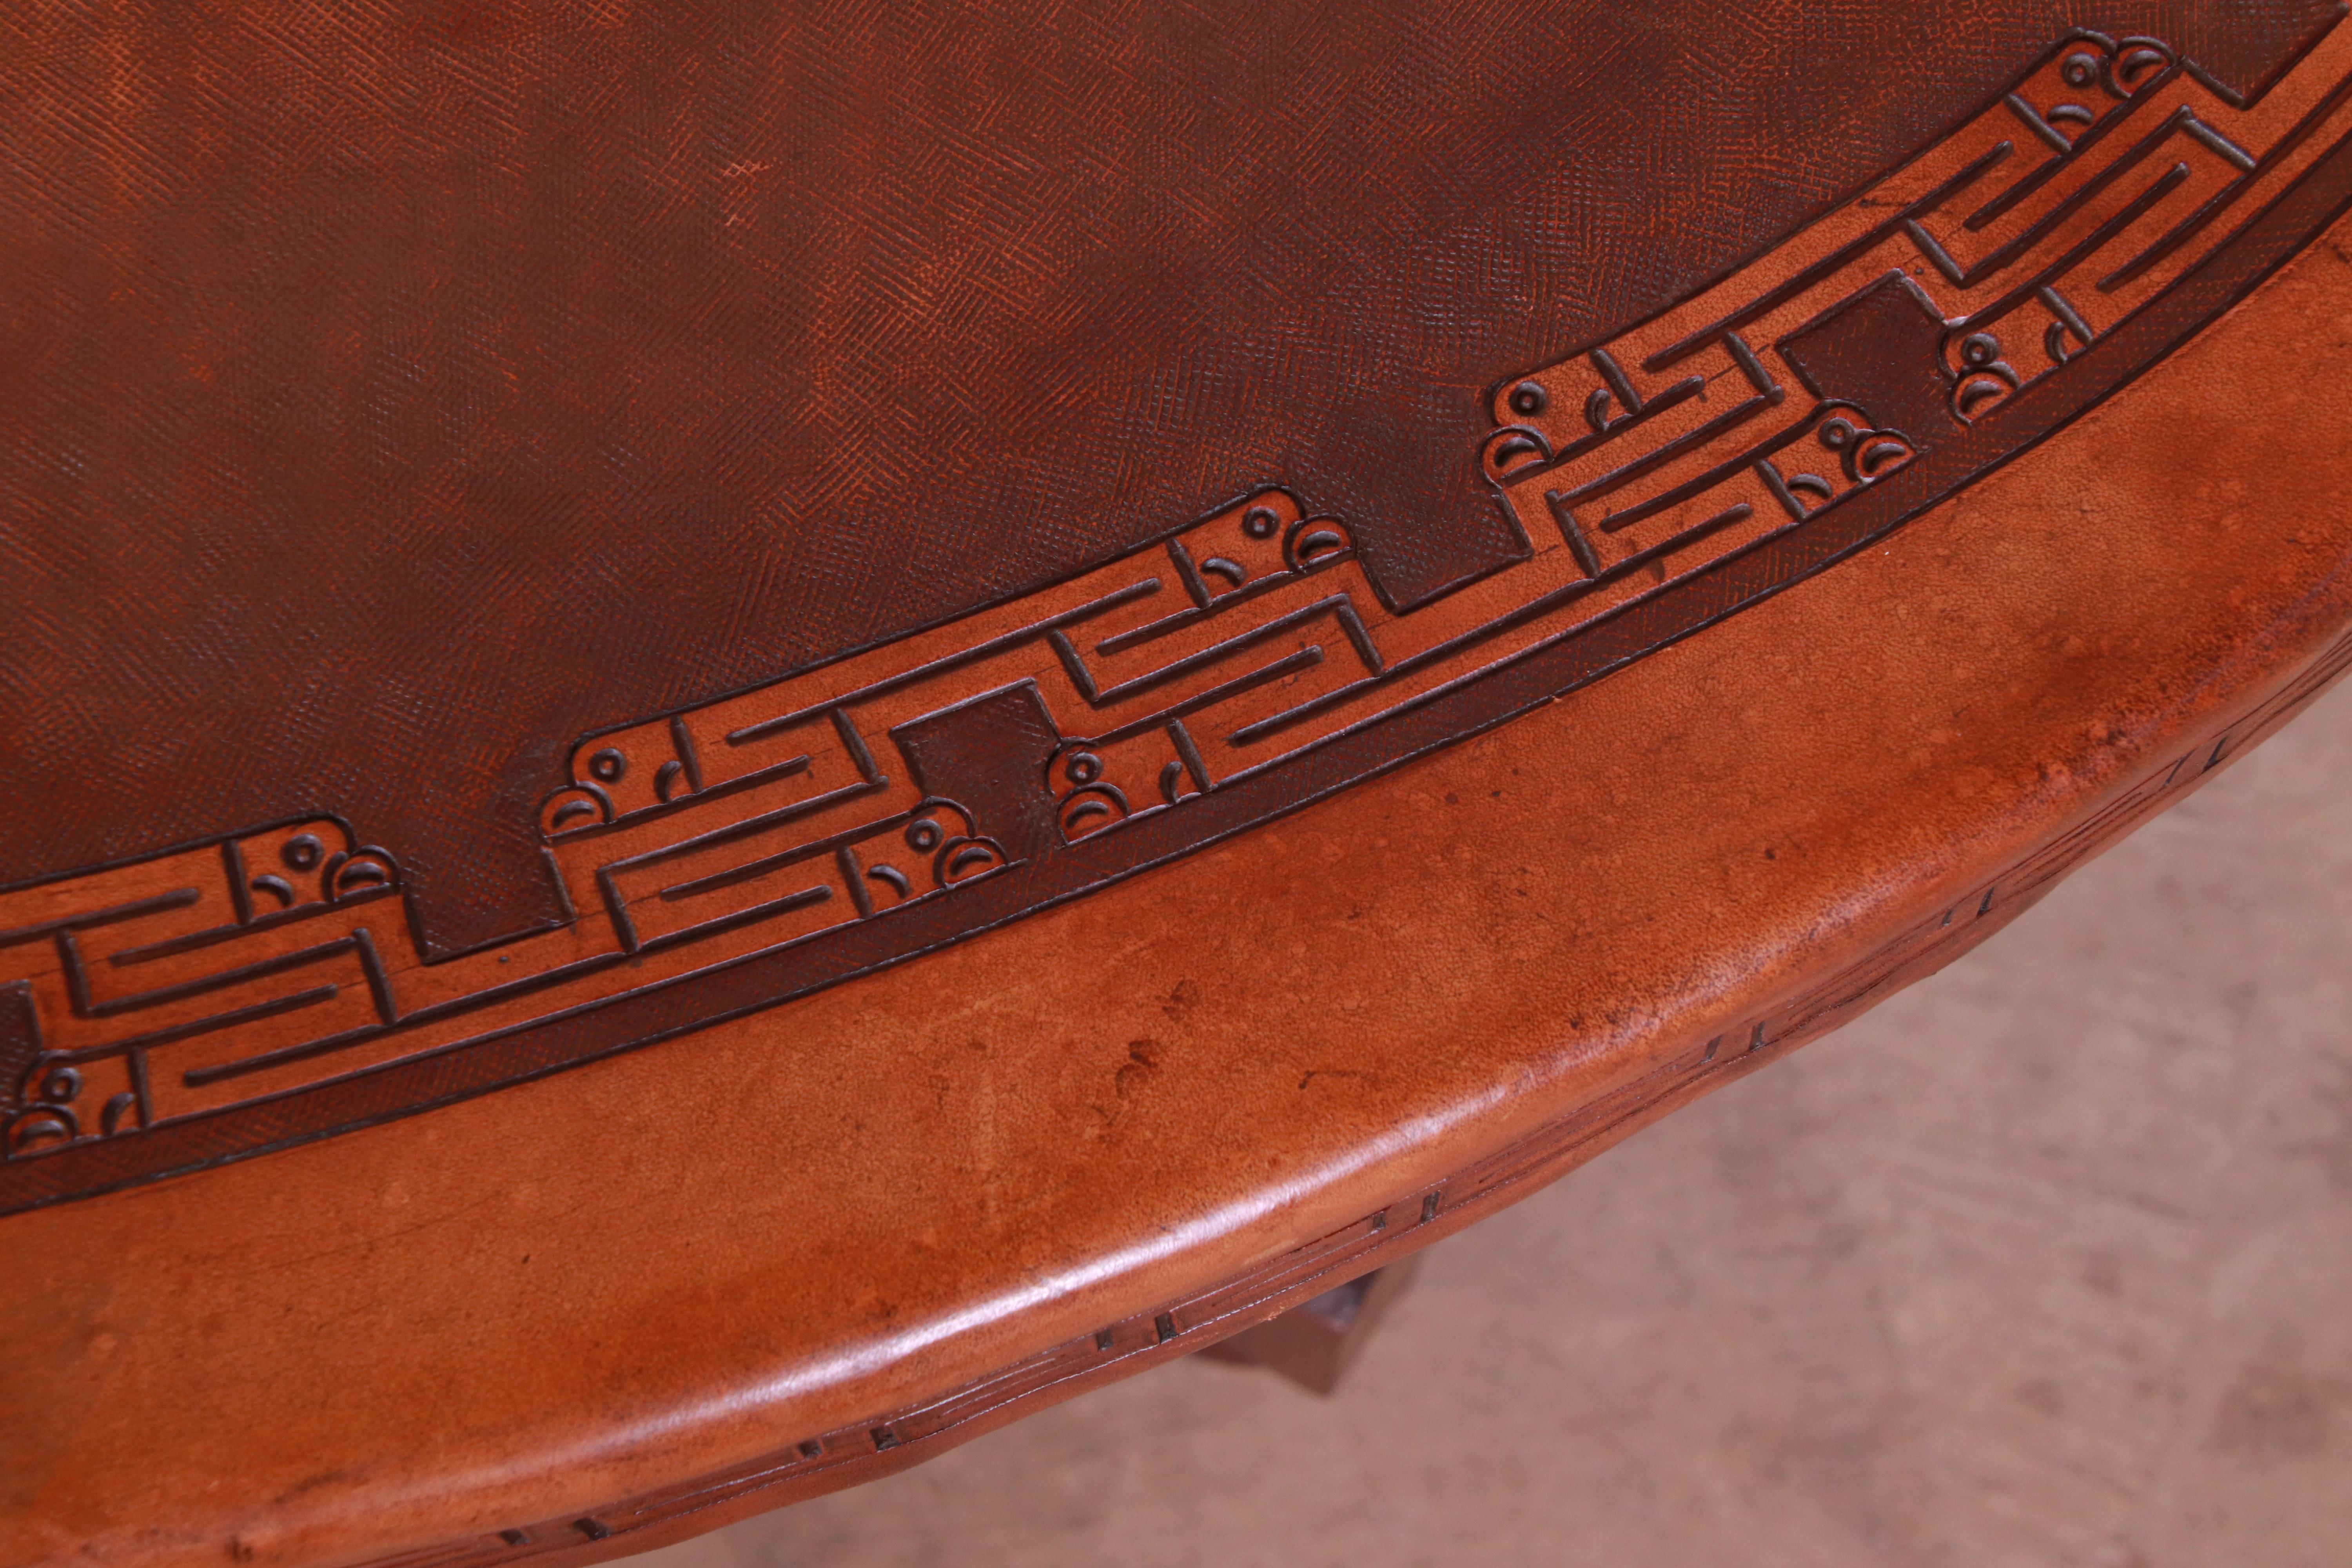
[5,5,2352,1566]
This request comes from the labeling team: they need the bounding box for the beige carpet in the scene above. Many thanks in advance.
[640,681,2352,1568]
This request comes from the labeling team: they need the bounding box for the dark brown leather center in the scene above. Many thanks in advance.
[0,0,2328,953]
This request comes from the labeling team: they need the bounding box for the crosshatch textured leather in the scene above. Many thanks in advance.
[2,0,2343,955]
[5,3,2352,1565]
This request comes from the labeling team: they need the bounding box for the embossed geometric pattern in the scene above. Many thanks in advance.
[4,0,2344,960]
[7,15,2352,1212]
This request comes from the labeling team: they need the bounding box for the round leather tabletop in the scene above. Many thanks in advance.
[7,5,2352,1566]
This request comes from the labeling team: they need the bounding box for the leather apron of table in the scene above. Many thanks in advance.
[6,5,2352,1566]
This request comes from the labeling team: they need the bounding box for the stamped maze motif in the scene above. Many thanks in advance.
[7,18,2352,1212]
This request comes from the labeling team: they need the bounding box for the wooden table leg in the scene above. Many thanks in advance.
[1196,1251,1427,1395]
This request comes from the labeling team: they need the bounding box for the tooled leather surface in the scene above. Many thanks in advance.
[0,0,2338,956]
[7,214,2351,1568]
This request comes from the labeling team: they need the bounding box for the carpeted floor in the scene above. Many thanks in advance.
[640,680,2352,1568]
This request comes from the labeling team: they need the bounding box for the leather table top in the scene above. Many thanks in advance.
[5,4,2352,1564]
